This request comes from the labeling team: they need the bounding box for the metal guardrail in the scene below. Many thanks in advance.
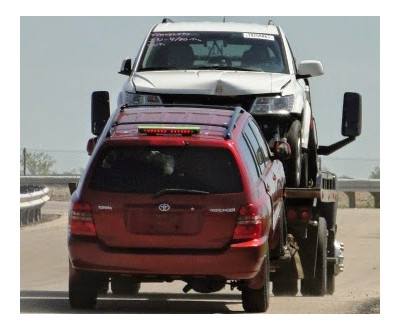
[337,179,380,208]
[19,176,380,208]
[20,176,80,185]
[337,179,380,192]
[20,185,51,226]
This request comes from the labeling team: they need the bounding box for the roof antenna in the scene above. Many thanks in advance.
[223,17,226,23]
[268,19,274,26]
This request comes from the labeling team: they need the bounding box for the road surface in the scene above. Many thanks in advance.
[20,202,380,314]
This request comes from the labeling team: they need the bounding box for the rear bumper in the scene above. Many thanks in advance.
[68,236,267,280]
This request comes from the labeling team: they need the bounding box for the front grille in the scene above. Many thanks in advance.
[159,94,256,111]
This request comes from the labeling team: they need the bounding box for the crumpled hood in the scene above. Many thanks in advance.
[131,70,292,95]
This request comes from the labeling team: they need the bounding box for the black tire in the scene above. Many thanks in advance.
[327,273,335,295]
[111,278,141,295]
[301,153,309,187]
[272,279,298,296]
[308,122,318,185]
[301,218,327,296]
[242,253,270,313]
[69,273,98,310]
[286,120,303,187]
[98,279,109,295]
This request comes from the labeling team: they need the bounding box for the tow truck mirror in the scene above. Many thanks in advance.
[118,58,132,76]
[86,137,97,156]
[342,92,362,137]
[91,91,110,136]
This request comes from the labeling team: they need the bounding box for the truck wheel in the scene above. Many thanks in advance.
[69,272,98,309]
[111,278,141,295]
[272,279,298,296]
[97,279,109,295]
[327,273,335,295]
[286,120,303,187]
[308,122,318,185]
[301,218,327,296]
[242,253,270,313]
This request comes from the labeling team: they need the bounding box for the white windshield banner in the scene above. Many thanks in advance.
[243,33,275,41]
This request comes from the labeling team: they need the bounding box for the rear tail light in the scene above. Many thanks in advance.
[286,207,311,223]
[69,201,97,237]
[233,204,263,240]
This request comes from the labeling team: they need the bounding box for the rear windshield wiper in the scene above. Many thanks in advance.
[153,188,209,199]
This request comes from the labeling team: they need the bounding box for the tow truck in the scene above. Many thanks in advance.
[84,18,362,299]
[271,92,361,296]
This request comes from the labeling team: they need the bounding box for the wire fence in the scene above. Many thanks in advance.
[20,148,380,179]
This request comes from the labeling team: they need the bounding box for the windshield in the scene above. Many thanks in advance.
[89,146,243,194]
[138,31,288,73]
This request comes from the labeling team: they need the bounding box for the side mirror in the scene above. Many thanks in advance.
[274,141,291,160]
[91,91,110,136]
[297,60,324,78]
[118,58,132,76]
[342,92,362,137]
[86,137,98,156]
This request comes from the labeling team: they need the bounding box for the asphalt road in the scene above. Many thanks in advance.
[20,202,380,314]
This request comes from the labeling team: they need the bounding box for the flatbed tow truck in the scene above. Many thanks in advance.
[270,92,361,296]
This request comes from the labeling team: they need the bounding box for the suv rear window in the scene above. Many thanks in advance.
[89,146,243,194]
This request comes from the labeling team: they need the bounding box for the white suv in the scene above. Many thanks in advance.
[118,19,324,187]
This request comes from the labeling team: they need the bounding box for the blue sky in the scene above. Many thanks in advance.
[20,16,379,177]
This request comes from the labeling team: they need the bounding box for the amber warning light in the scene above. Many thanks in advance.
[138,125,200,136]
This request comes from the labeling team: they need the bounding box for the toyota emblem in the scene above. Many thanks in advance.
[159,203,171,212]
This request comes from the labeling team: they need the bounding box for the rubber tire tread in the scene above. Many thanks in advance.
[69,276,98,310]
[286,120,302,187]
[272,279,298,296]
[301,218,327,296]
[242,253,270,313]
[111,279,141,295]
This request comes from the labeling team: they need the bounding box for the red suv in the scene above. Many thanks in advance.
[68,96,287,312]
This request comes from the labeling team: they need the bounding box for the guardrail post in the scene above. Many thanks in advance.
[23,148,26,176]
[371,192,380,208]
[345,192,356,208]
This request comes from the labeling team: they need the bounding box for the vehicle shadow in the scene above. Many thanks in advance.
[20,290,243,314]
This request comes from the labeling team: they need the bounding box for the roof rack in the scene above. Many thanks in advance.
[225,107,245,139]
[162,18,174,23]
[112,104,245,140]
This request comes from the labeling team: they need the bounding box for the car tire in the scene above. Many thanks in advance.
[272,279,298,296]
[111,278,141,295]
[286,120,302,187]
[301,218,327,296]
[308,122,318,185]
[241,253,270,313]
[69,272,98,310]
[326,273,335,295]
[97,279,109,295]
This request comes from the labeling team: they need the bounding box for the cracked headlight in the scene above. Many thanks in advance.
[124,92,162,105]
[250,95,294,115]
